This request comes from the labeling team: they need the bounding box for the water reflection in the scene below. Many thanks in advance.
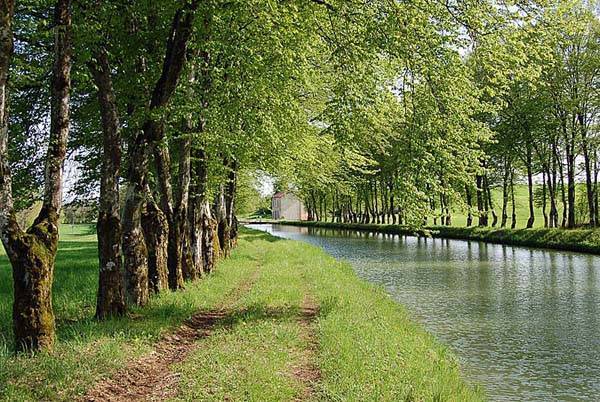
[248,224,600,402]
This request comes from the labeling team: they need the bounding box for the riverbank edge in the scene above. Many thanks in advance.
[274,220,600,255]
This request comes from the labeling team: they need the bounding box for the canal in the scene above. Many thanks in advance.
[247,224,600,401]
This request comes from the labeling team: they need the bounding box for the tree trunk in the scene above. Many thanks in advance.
[201,200,216,273]
[476,175,487,226]
[465,185,473,227]
[142,199,169,293]
[214,186,229,257]
[0,0,72,352]
[594,150,599,225]
[542,170,548,228]
[526,146,535,229]
[564,119,576,228]
[484,174,498,227]
[556,145,568,228]
[548,151,559,228]
[122,146,150,306]
[390,191,396,225]
[373,181,379,224]
[189,147,207,275]
[154,144,185,290]
[566,153,576,228]
[177,135,195,280]
[581,115,596,226]
[224,157,238,249]
[510,170,517,229]
[501,161,510,228]
[88,48,126,319]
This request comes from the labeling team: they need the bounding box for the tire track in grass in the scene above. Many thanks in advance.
[83,268,260,402]
[292,292,321,401]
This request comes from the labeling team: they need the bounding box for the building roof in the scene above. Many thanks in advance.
[272,191,286,199]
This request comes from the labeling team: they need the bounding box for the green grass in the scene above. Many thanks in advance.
[172,230,483,401]
[0,225,482,401]
[446,184,558,229]
[0,225,257,400]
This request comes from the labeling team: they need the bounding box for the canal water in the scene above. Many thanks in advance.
[247,224,600,402]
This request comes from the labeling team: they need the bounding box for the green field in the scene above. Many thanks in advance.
[448,184,580,229]
[0,226,481,401]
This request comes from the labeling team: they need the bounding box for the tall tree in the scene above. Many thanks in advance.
[87,47,126,319]
[0,0,72,351]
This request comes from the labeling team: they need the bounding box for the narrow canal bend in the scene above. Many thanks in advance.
[247,224,600,402]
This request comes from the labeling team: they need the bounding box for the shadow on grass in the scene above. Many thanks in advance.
[181,301,326,339]
[0,227,287,355]
[240,227,283,243]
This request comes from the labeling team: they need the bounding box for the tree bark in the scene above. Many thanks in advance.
[142,198,169,293]
[190,148,215,274]
[214,186,229,257]
[176,135,195,281]
[122,142,150,306]
[88,47,126,319]
[201,200,216,273]
[154,143,184,290]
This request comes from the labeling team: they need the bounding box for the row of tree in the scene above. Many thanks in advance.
[1,0,593,353]
[292,0,599,230]
[0,0,342,352]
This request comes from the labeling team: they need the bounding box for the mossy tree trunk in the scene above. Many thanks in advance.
[0,0,71,352]
[201,200,216,273]
[177,137,196,282]
[122,151,150,306]
[142,199,169,293]
[190,147,215,275]
[215,186,230,258]
[88,47,126,319]
[154,143,185,290]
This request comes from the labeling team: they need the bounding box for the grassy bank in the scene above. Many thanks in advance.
[0,225,482,401]
[279,220,600,255]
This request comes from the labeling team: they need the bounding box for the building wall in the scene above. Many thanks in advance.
[272,193,308,221]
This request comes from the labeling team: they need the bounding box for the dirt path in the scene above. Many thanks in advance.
[292,293,321,401]
[83,269,260,402]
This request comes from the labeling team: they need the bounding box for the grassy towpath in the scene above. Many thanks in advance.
[1,226,483,401]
